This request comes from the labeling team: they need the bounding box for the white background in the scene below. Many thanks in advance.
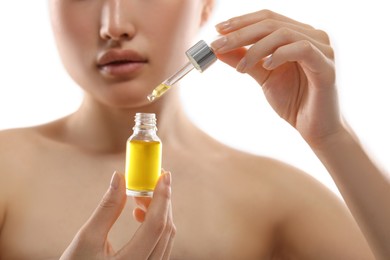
[0,1,389,198]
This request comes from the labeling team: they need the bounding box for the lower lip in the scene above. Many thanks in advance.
[99,62,145,77]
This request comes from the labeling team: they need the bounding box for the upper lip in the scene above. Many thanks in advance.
[97,49,147,67]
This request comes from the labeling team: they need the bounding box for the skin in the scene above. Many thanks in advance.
[0,1,377,259]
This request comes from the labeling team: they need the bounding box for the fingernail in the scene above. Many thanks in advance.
[110,171,120,190]
[236,58,247,73]
[215,21,231,32]
[210,36,227,52]
[164,171,171,186]
[263,55,273,69]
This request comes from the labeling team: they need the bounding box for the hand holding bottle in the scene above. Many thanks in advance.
[60,171,175,260]
[211,9,340,148]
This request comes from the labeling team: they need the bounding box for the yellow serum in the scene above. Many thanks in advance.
[147,83,171,102]
[125,139,162,196]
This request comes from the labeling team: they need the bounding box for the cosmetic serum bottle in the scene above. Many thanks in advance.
[125,113,162,197]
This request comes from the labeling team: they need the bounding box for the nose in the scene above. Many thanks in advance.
[100,0,136,41]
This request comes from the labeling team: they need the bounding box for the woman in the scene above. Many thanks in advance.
[0,0,378,259]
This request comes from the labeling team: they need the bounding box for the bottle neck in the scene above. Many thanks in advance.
[134,113,157,129]
[130,113,159,141]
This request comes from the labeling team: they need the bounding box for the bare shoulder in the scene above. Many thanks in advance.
[0,124,59,231]
[0,126,47,183]
[0,127,38,234]
[0,126,39,147]
[0,117,68,159]
[215,146,374,259]
[0,126,48,168]
[0,121,66,182]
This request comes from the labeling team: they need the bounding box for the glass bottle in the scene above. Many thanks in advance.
[125,113,162,197]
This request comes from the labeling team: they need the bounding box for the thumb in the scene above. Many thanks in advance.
[81,171,127,242]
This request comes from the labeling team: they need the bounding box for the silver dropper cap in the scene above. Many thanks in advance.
[186,40,217,72]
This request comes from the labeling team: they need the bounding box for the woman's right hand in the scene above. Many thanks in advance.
[60,171,175,260]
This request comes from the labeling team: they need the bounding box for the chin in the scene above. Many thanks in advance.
[102,91,155,109]
[100,80,155,104]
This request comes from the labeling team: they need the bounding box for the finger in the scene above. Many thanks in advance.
[162,225,176,260]
[216,48,271,87]
[212,9,327,55]
[149,199,176,260]
[215,9,313,35]
[80,172,127,243]
[236,28,332,73]
[261,40,335,88]
[133,207,146,223]
[131,169,165,220]
[118,172,172,259]
[133,196,152,211]
[131,168,166,214]
[216,47,246,67]
[212,19,323,55]
[160,201,176,260]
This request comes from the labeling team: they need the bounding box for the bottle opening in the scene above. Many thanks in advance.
[134,113,157,130]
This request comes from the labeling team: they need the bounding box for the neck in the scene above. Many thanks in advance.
[65,89,193,153]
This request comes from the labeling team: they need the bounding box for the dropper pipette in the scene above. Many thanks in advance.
[147,40,217,102]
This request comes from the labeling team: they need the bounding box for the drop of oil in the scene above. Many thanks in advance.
[147,94,156,102]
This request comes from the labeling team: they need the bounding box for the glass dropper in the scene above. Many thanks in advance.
[147,40,217,102]
[147,62,194,102]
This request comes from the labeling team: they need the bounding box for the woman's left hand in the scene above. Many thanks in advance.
[211,10,341,148]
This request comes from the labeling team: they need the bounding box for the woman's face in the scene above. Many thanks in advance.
[49,0,213,108]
